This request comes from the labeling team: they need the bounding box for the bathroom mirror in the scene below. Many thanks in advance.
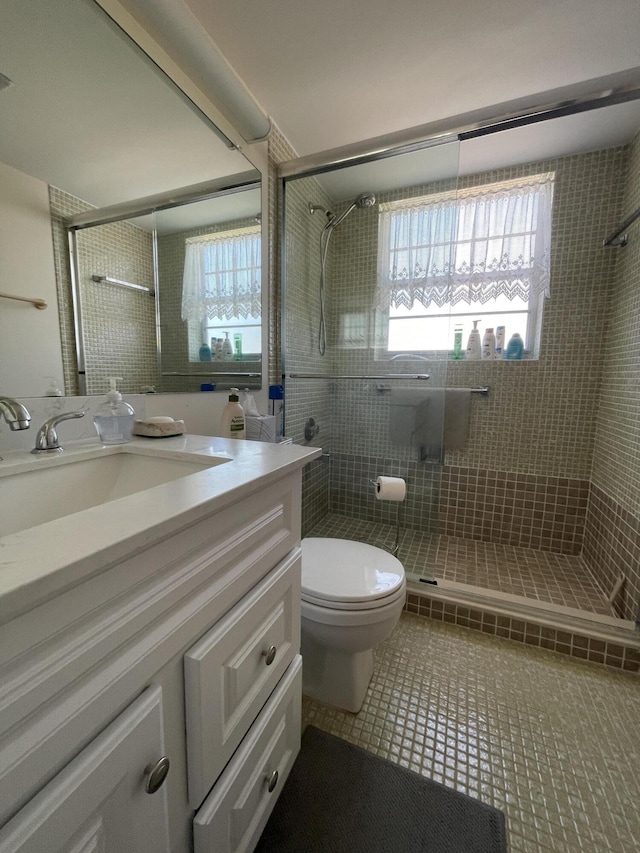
[69,182,263,394]
[0,0,264,397]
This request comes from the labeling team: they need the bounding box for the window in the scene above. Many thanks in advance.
[181,226,261,359]
[375,174,554,356]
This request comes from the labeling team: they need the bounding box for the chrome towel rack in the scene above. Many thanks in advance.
[287,373,430,380]
[91,274,154,295]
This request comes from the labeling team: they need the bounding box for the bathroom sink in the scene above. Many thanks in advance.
[1,450,229,536]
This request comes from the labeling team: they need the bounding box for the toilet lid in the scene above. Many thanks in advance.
[301,538,405,605]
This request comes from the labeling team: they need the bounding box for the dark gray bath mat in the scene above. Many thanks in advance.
[255,725,507,853]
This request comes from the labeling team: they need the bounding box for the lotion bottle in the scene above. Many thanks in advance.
[222,331,234,360]
[220,387,245,439]
[482,327,495,359]
[465,320,481,360]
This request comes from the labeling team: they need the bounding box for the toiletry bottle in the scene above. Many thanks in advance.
[504,332,524,360]
[93,377,135,444]
[199,342,212,362]
[220,387,245,439]
[465,320,481,359]
[214,338,225,361]
[482,327,495,359]
[233,332,243,361]
[452,326,464,360]
[494,326,506,359]
[222,332,234,360]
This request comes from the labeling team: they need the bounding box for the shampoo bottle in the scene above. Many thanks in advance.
[505,332,524,360]
[465,320,481,360]
[494,326,506,359]
[93,377,135,444]
[482,327,495,359]
[220,387,245,439]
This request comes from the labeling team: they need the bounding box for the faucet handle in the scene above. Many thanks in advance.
[31,410,85,454]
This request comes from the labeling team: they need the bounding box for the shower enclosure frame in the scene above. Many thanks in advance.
[279,70,640,645]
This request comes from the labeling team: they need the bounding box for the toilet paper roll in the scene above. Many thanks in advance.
[374,476,406,502]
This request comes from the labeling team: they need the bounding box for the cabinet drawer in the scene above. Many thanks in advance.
[185,551,301,807]
[193,655,302,853]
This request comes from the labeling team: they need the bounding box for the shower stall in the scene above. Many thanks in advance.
[280,107,640,667]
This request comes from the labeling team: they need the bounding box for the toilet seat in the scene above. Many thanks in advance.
[301,537,406,611]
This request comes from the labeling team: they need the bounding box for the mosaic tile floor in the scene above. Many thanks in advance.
[307,514,612,616]
[302,613,640,853]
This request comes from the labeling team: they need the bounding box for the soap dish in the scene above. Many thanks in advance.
[133,418,186,438]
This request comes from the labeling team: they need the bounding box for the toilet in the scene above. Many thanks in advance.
[300,537,406,713]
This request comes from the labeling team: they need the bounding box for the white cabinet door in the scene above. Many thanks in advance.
[0,684,170,853]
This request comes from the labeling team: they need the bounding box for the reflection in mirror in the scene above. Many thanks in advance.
[0,0,261,397]
[69,184,262,395]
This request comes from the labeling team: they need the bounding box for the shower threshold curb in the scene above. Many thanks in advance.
[406,576,640,652]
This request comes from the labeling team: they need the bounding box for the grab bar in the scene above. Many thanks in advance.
[603,203,640,247]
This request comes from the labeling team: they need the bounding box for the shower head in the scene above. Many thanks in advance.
[356,192,376,209]
[329,191,377,229]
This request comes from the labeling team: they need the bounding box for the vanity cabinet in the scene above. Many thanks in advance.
[0,467,304,853]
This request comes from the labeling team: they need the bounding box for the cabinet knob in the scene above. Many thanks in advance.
[262,644,277,666]
[144,756,170,794]
[266,769,279,793]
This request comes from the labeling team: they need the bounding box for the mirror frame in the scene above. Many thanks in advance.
[59,0,270,396]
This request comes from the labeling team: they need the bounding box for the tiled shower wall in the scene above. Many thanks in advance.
[276,136,640,621]
[586,130,640,620]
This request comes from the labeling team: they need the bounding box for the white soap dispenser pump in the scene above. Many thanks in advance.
[466,320,482,360]
[93,377,135,444]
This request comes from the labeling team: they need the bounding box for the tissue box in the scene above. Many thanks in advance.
[246,414,276,442]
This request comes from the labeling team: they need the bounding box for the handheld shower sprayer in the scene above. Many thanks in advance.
[308,191,377,355]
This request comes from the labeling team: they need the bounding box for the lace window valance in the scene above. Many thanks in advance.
[376,174,554,311]
[181,226,261,323]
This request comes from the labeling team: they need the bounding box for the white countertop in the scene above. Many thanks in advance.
[0,435,320,621]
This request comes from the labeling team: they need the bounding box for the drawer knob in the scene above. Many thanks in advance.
[266,769,279,793]
[262,644,277,666]
[144,756,170,794]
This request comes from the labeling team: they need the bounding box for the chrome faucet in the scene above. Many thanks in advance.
[31,411,85,454]
[0,397,31,431]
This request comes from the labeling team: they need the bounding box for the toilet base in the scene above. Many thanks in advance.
[301,636,374,713]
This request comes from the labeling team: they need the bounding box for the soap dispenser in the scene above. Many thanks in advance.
[93,377,135,444]
[222,332,234,360]
[465,320,481,360]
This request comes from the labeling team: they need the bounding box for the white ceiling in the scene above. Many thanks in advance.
[184,0,640,160]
